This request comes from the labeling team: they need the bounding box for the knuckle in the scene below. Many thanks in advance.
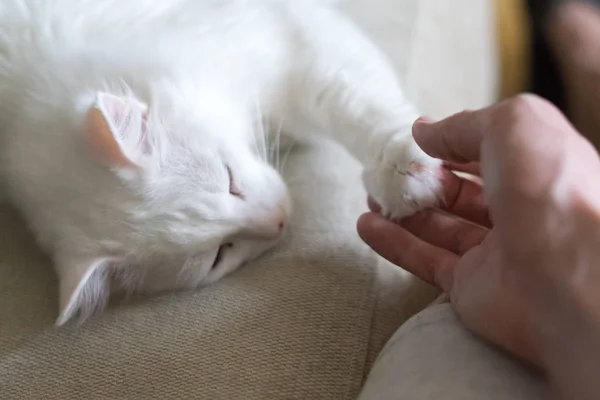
[499,94,558,126]
[510,93,548,109]
[485,94,563,145]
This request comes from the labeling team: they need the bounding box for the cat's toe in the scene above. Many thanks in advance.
[363,140,444,220]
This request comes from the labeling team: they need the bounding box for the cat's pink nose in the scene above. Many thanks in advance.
[270,207,288,236]
[273,197,291,235]
[245,202,290,240]
[276,215,286,233]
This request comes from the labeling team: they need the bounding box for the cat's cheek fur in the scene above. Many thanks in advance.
[362,132,444,219]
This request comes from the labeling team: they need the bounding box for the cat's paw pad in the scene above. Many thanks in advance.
[363,135,443,219]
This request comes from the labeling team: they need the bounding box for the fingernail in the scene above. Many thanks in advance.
[413,117,435,137]
[414,116,435,125]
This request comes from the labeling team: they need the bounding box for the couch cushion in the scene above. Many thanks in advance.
[0,1,497,399]
[358,304,549,400]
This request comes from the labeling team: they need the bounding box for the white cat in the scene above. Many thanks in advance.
[0,0,443,325]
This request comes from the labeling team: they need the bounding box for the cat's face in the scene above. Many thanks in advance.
[55,91,290,325]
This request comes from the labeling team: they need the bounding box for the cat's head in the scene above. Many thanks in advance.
[54,90,291,325]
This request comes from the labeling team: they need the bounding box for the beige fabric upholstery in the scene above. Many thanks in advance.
[0,1,498,399]
[359,304,550,400]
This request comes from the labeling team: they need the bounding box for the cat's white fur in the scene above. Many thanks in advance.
[0,0,442,325]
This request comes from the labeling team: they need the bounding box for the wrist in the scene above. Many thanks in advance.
[536,297,600,399]
[524,249,600,396]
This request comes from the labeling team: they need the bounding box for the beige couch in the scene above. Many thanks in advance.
[0,1,513,399]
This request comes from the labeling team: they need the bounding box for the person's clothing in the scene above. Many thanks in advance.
[358,303,550,400]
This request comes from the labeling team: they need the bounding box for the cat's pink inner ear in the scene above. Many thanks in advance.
[84,92,149,168]
[56,256,111,326]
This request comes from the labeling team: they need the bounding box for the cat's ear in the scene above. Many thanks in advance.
[84,92,151,169]
[55,255,112,326]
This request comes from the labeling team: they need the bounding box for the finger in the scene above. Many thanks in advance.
[413,97,566,164]
[357,212,456,291]
[399,209,488,255]
[414,95,578,168]
[412,112,487,163]
[367,170,490,228]
[441,170,491,228]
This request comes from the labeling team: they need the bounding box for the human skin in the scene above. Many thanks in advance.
[357,94,600,399]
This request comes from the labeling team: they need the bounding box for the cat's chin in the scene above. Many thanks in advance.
[131,237,284,293]
[55,238,284,327]
[201,235,285,285]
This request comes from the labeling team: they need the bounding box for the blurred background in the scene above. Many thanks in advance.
[499,0,600,147]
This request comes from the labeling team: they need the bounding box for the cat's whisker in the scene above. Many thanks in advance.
[279,141,295,174]
[276,119,283,170]
[273,120,283,170]
[252,101,267,161]
[254,129,264,162]
[250,116,259,156]
[260,122,269,163]
[270,129,275,166]
[263,117,271,164]
[258,107,269,163]
[268,119,282,168]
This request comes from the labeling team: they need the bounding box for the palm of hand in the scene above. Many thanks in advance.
[451,231,536,363]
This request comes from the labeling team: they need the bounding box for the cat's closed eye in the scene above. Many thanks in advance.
[226,165,243,198]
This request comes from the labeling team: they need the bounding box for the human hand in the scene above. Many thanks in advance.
[357,95,600,388]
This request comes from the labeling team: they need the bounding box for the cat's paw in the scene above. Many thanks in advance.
[363,133,444,219]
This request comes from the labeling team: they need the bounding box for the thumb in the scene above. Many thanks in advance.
[412,112,484,163]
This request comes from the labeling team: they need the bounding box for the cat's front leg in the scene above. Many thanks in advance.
[290,11,443,219]
[311,91,443,219]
